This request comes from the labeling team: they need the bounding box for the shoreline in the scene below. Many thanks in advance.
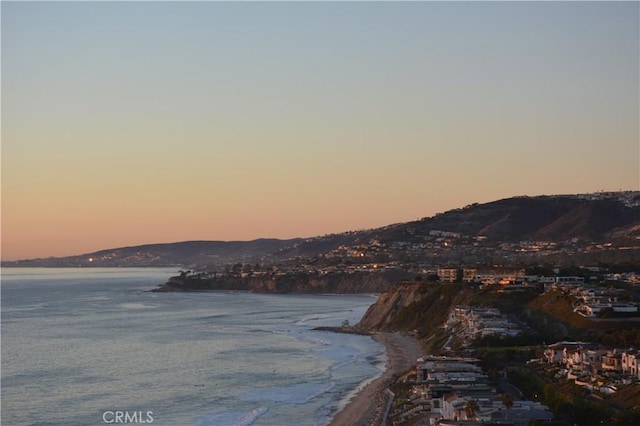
[328,331,421,426]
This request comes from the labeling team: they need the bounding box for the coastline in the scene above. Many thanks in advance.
[328,331,421,426]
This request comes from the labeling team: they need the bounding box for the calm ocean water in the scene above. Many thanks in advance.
[1,268,385,426]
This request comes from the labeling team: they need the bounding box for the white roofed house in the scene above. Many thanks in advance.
[581,348,608,375]
[544,342,566,364]
[555,276,585,287]
[440,394,468,422]
[438,268,459,283]
[621,349,639,379]
[477,273,498,286]
[564,346,584,374]
[544,342,585,365]
[462,268,478,283]
[601,350,623,374]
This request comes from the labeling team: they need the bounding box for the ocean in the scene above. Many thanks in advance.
[1,268,386,426]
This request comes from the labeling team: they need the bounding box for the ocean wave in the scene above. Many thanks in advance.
[245,328,272,333]
[245,328,292,336]
[302,334,331,346]
[118,303,157,309]
[329,356,357,372]
[199,313,232,320]
[294,318,314,326]
[195,406,268,426]
[294,314,330,326]
[287,326,336,346]
[1,302,49,312]
[242,382,335,404]
[315,345,361,361]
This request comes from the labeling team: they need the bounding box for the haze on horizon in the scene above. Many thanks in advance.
[2,1,638,261]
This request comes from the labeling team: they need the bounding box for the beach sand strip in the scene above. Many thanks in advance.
[328,331,421,426]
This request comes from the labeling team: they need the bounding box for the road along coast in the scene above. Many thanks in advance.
[328,331,421,426]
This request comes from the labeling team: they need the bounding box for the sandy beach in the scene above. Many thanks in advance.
[329,331,422,426]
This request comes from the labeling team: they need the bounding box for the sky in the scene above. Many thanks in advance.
[2,1,639,261]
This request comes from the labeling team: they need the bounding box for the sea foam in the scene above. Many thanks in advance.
[241,382,335,404]
[195,406,268,426]
[118,302,157,309]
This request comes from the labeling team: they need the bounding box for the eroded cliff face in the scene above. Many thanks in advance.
[153,270,411,294]
[355,282,428,331]
[355,282,475,336]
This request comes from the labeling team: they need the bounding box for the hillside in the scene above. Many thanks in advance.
[365,194,640,243]
[355,282,505,337]
[357,281,640,348]
[355,279,640,425]
[154,269,412,294]
[3,191,638,268]
[2,239,302,268]
[276,192,640,267]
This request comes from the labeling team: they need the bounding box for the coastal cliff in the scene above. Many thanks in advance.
[355,282,476,337]
[355,282,429,331]
[153,270,411,294]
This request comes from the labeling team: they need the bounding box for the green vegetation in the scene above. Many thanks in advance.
[389,380,415,402]
[508,367,615,426]
[473,333,544,348]
[500,393,513,415]
[595,307,640,319]
[528,290,595,331]
[388,283,472,338]
[475,285,541,309]
[526,290,640,346]
[596,326,640,347]
[609,385,640,425]
[465,399,480,419]
[476,346,539,373]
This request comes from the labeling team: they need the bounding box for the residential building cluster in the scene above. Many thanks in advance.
[435,267,590,288]
[533,341,640,395]
[605,271,640,284]
[572,286,638,317]
[202,259,408,279]
[534,280,640,319]
[573,190,640,207]
[294,229,636,269]
[433,267,639,299]
[445,306,522,344]
[389,356,553,425]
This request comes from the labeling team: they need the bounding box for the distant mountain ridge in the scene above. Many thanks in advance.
[274,192,640,258]
[377,195,640,242]
[3,239,303,268]
[4,191,639,267]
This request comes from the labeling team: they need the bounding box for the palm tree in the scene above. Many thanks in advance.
[465,398,480,420]
[501,393,514,419]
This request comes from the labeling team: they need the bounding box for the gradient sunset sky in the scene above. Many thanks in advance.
[2,1,639,261]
